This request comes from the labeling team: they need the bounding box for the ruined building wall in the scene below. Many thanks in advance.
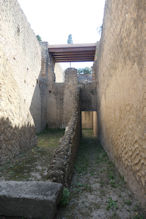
[63,68,78,126]
[47,83,64,128]
[96,0,146,206]
[0,0,42,163]
[48,87,80,186]
[47,68,78,128]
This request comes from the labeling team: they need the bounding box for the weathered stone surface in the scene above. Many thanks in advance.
[48,101,80,186]
[0,181,63,218]
[47,68,79,129]
[80,82,97,111]
[63,68,78,126]
[95,0,146,207]
[0,0,41,163]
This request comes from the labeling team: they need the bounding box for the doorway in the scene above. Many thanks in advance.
[81,111,97,137]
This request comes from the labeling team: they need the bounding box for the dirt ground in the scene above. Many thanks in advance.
[0,129,64,181]
[57,129,145,219]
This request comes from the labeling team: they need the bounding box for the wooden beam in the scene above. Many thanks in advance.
[48,43,96,62]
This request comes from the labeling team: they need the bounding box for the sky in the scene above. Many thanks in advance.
[18,0,105,69]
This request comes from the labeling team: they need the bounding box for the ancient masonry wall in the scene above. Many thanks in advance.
[47,91,80,186]
[96,0,146,206]
[0,0,42,163]
[63,68,79,126]
[47,68,78,128]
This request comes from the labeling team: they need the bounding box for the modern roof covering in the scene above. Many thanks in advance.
[48,43,96,62]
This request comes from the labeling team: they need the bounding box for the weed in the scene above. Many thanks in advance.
[60,188,70,207]
[74,183,92,193]
[133,204,141,212]
[106,197,118,211]
[100,189,106,196]
[96,150,108,164]
[90,170,95,176]
[109,179,118,188]
[124,200,132,206]
[75,158,88,174]
[100,179,106,187]
[133,214,144,219]
[110,212,120,219]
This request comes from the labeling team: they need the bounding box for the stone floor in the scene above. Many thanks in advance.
[56,129,145,219]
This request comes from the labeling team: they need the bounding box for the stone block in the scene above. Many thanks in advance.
[0,181,63,219]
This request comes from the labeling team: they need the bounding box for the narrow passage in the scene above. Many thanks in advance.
[57,129,144,219]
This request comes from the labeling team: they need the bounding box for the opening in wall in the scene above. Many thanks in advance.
[81,111,97,137]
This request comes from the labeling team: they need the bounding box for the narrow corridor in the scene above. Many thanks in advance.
[57,129,144,219]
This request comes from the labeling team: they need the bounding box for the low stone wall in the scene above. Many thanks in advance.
[47,109,80,186]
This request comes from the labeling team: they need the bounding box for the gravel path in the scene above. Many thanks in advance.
[57,129,145,219]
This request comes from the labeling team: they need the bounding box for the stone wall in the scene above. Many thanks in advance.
[47,98,80,186]
[80,82,97,111]
[63,68,78,126]
[96,0,146,206]
[47,83,64,128]
[47,68,79,128]
[0,0,42,163]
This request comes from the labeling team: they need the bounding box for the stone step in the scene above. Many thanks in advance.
[0,181,63,219]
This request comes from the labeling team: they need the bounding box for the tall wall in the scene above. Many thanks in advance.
[0,0,42,163]
[96,0,146,206]
[63,68,78,126]
[47,68,78,128]
[47,83,64,128]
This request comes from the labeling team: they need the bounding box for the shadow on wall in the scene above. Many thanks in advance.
[29,77,48,134]
[0,117,36,164]
[29,42,50,134]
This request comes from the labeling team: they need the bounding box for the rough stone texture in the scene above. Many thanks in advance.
[0,0,42,163]
[0,181,63,219]
[63,68,78,126]
[46,67,97,129]
[47,68,79,128]
[95,0,146,207]
[47,83,64,128]
[47,95,80,186]
[77,73,92,83]
[39,42,50,131]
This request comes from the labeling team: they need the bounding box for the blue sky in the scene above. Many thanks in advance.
[18,0,105,69]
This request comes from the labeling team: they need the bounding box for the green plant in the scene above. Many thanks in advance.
[60,188,70,207]
[67,34,73,44]
[124,200,132,206]
[77,67,92,75]
[106,197,118,211]
[74,183,92,194]
[133,215,144,219]
[36,35,42,42]
[75,155,88,174]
